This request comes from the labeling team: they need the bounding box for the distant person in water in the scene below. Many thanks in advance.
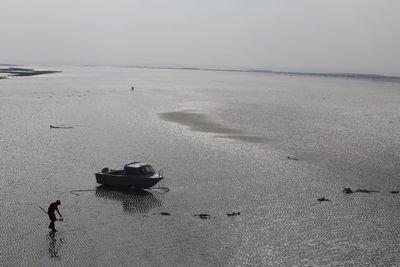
[131,86,134,91]
[48,200,62,232]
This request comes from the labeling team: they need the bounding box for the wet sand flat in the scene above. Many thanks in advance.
[0,66,399,266]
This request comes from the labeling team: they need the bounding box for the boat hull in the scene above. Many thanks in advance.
[95,173,163,189]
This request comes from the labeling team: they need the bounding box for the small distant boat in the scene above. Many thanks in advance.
[95,162,164,189]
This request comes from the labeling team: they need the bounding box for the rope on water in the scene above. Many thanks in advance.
[149,177,169,193]
[69,189,96,195]
[149,186,170,193]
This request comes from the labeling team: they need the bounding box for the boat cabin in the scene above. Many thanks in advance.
[123,162,156,176]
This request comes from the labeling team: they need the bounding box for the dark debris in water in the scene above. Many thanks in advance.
[317,197,329,202]
[343,187,379,194]
[156,212,242,219]
[227,212,241,216]
[357,189,378,193]
[390,191,399,194]
[287,156,299,161]
[343,187,353,194]
[194,214,211,219]
[50,125,74,129]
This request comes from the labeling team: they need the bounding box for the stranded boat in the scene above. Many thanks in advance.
[95,162,164,189]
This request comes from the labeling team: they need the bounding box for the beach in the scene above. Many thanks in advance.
[0,65,399,266]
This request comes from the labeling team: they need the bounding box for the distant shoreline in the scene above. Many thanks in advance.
[1,63,399,82]
[0,67,61,77]
[124,65,400,83]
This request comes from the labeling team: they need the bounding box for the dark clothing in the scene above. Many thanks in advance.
[49,213,56,221]
[48,213,56,231]
[48,202,60,215]
[48,202,61,231]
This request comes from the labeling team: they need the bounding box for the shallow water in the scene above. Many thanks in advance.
[0,66,399,266]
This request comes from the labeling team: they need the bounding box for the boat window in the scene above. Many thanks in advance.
[145,166,155,174]
[125,167,139,176]
[138,167,146,175]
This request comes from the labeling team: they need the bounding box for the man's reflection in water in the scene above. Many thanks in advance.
[48,232,64,260]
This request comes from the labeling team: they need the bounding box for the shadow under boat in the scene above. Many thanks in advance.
[95,185,162,214]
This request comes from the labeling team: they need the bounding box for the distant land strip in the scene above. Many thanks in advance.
[0,67,61,77]
[0,63,18,66]
[124,65,400,82]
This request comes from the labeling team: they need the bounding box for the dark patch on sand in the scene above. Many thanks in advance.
[159,110,243,134]
[215,135,271,143]
[159,110,269,143]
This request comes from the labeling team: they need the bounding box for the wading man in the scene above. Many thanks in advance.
[48,200,62,232]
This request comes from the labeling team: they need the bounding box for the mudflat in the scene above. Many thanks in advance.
[0,66,399,266]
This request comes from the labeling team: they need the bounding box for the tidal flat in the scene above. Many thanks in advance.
[0,66,399,266]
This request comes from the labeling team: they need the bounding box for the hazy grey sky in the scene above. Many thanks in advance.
[1,0,399,75]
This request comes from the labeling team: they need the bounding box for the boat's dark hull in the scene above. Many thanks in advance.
[95,173,163,189]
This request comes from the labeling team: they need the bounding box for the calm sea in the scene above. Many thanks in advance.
[1,65,399,266]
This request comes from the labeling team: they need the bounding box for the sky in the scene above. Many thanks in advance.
[1,0,399,75]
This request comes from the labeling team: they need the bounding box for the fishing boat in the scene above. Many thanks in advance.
[95,162,164,189]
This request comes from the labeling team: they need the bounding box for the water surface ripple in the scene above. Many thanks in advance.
[0,66,399,266]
